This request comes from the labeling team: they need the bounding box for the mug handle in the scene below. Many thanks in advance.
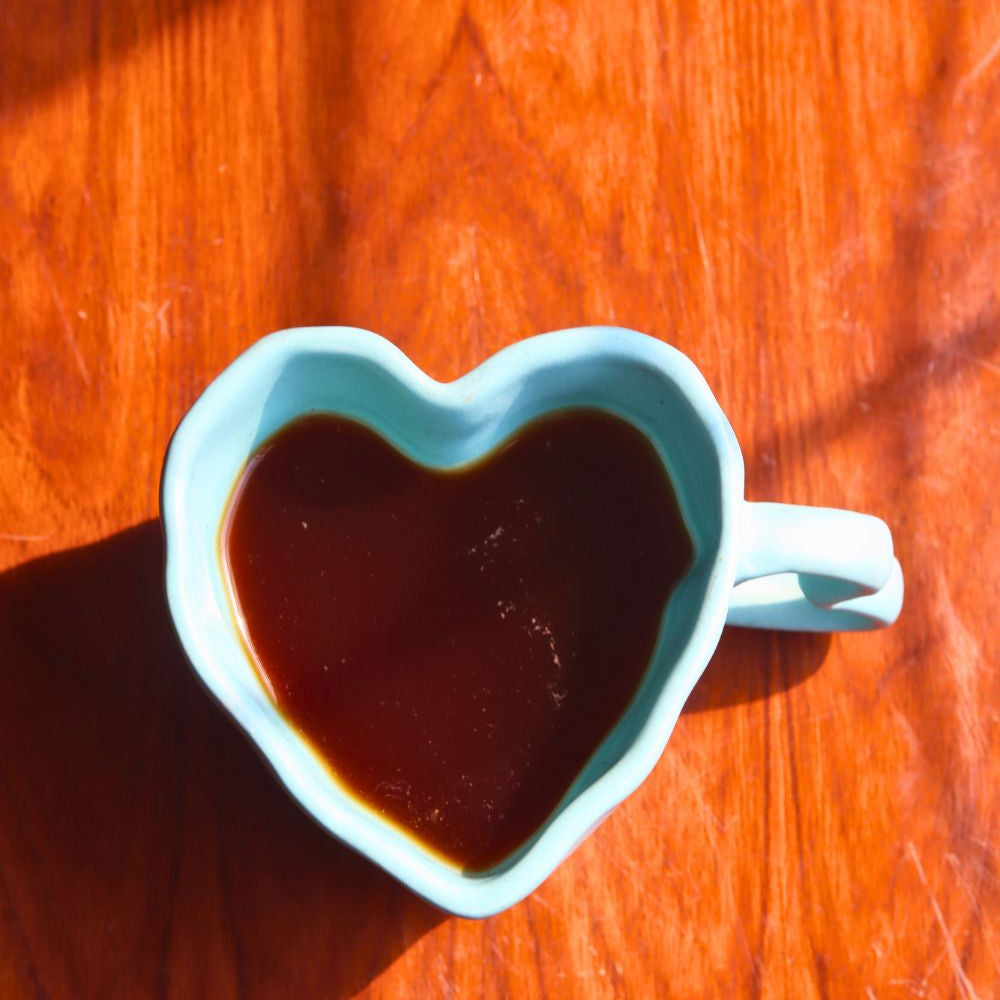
[726,501,903,632]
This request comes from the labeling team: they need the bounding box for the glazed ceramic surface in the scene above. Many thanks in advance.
[161,327,902,917]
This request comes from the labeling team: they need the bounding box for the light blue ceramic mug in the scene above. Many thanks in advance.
[161,326,902,917]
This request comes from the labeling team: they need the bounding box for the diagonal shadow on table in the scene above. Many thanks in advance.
[0,0,228,119]
[0,520,444,999]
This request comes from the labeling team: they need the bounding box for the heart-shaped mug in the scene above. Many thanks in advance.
[161,326,902,917]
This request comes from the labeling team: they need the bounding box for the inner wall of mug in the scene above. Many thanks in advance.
[184,343,727,868]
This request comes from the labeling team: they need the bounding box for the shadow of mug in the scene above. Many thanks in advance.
[684,627,830,714]
[0,521,444,998]
[0,520,829,995]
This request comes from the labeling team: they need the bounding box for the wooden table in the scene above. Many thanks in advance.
[2,2,997,997]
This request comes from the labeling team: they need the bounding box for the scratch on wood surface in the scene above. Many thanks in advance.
[946,852,1000,975]
[138,298,173,337]
[156,299,171,337]
[528,890,555,915]
[943,349,1000,377]
[888,978,929,997]
[961,33,1000,86]
[591,846,683,929]
[906,842,982,1000]
[34,243,91,386]
[813,235,866,293]
[931,574,986,783]
[6,187,91,387]
[669,754,757,967]
[946,853,986,918]
[683,173,726,396]
[497,0,530,44]
[966,838,1000,888]
[0,532,51,542]
[0,422,67,501]
[467,224,485,357]
[730,228,776,271]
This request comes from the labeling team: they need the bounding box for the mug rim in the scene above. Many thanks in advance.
[161,325,744,916]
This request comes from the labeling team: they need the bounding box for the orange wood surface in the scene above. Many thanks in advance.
[1,1,998,997]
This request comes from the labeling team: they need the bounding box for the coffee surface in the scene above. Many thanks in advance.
[223,409,693,869]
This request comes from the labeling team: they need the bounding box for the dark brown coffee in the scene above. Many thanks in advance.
[223,409,693,869]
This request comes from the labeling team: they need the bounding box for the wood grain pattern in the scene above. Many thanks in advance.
[1,1,998,996]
